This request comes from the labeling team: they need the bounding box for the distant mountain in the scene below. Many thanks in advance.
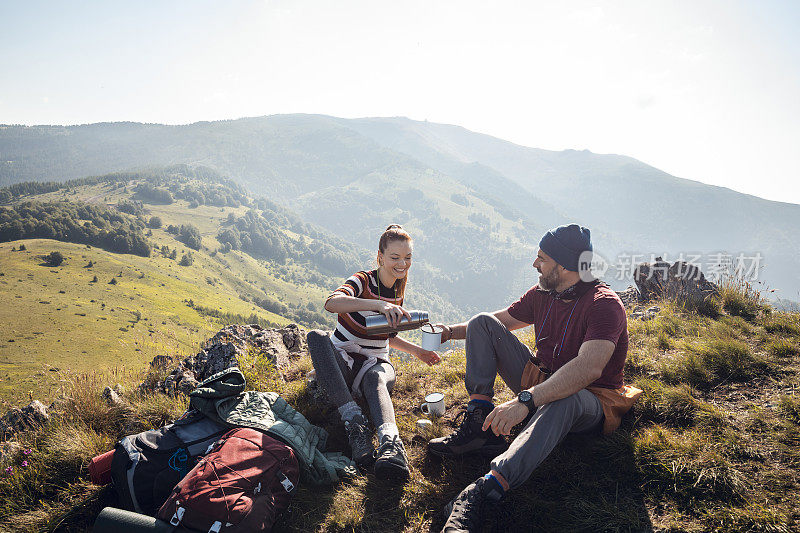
[2,116,798,301]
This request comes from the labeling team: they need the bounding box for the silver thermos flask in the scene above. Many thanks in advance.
[364,310,429,334]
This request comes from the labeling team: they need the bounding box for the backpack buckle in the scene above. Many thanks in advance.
[169,506,185,526]
[279,471,294,493]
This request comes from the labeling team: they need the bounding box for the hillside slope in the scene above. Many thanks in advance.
[1,293,799,532]
[0,170,380,405]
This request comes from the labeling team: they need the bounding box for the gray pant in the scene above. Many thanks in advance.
[465,313,604,489]
[307,330,397,428]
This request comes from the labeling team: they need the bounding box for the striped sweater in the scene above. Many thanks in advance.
[327,269,403,359]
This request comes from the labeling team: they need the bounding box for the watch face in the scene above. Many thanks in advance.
[519,390,532,402]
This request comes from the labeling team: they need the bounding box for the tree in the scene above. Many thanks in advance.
[46,251,64,266]
[148,216,162,229]
[19,244,26,251]
[179,252,194,266]
[177,224,202,250]
[91,275,98,283]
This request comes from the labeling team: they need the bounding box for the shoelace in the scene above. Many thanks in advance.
[346,420,371,451]
[375,435,404,460]
[446,408,478,441]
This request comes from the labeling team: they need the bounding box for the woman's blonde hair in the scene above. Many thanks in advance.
[378,224,412,299]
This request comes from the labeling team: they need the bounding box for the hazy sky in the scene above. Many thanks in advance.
[2,0,799,204]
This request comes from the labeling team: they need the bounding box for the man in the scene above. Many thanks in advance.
[429,224,641,533]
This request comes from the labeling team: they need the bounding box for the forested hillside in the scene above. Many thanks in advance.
[2,115,799,303]
[0,168,388,404]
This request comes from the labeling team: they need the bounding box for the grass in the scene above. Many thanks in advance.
[719,276,770,321]
[1,257,800,531]
[0,179,351,405]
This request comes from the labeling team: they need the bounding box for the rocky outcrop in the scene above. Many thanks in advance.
[616,286,641,308]
[142,324,308,395]
[102,386,124,407]
[0,400,50,439]
[631,305,661,321]
[633,258,717,306]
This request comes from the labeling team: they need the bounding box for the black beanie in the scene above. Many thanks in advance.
[538,224,592,272]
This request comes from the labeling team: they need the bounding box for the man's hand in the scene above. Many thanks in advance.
[434,323,453,343]
[482,398,530,436]
[416,349,441,366]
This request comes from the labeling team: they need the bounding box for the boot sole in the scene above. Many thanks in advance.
[428,443,508,459]
[374,459,410,481]
[354,453,376,467]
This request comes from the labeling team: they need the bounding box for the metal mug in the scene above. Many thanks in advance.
[420,392,445,417]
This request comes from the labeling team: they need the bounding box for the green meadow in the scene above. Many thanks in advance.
[0,181,338,406]
[1,292,799,531]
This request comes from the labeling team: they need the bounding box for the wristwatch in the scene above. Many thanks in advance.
[517,390,536,414]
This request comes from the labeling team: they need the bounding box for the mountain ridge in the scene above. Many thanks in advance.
[2,115,798,300]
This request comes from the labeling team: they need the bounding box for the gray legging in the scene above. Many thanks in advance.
[307,330,396,428]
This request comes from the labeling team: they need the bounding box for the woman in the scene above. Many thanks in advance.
[307,224,440,481]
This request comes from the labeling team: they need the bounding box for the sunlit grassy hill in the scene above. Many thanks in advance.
[0,172,371,405]
[0,289,798,532]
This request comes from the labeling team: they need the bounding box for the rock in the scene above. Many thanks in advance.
[149,355,174,370]
[1,400,50,438]
[142,324,309,394]
[616,286,640,308]
[101,386,123,406]
[177,375,200,395]
[186,341,241,381]
[631,305,660,321]
[634,258,717,306]
[0,441,22,463]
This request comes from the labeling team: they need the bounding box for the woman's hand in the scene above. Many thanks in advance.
[416,349,441,366]
[375,301,412,328]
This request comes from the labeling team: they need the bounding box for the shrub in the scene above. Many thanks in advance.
[635,426,749,503]
[91,275,98,283]
[766,338,799,358]
[694,339,760,380]
[692,296,722,319]
[176,224,202,250]
[777,395,800,425]
[179,252,193,266]
[45,251,64,267]
[148,216,162,229]
[109,277,118,285]
[761,315,800,336]
[660,338,766,388]
[719,277,766,321]
[18,244,26,251]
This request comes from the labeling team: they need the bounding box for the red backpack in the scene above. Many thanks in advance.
[157,428,300,532]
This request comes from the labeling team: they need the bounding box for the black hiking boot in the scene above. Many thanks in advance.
[428,402,508,458]
[344,414,374,466]
[373,435,410,481]
[441,476,504,533]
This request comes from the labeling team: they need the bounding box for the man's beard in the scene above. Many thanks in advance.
[538,268,560,291]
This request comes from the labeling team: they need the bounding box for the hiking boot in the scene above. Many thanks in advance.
[441,476,504,533]
[373,435,410,481]
[428,402,508,458]
[344,414,374,466]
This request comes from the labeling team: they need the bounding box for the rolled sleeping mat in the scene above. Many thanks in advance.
[93,507,173,533]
